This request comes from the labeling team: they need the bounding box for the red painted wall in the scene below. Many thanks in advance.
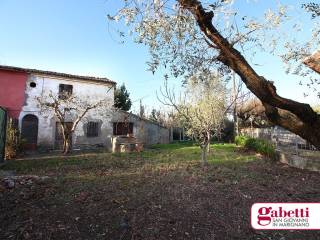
[0,69,27,118]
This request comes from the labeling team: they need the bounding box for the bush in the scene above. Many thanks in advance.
[235,135,275,158]
[235,135,248,146]
[5,119,24,159]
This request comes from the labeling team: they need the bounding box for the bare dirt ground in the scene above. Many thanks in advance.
[1,143,319,240]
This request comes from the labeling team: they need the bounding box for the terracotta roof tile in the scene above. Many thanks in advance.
[0,65,116,85]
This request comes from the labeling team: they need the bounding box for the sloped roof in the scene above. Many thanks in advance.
[0,65,116,85]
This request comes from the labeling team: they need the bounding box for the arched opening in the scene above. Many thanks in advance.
[21,114,38,150]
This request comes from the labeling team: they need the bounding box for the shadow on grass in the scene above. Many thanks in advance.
[1,143,259,177]
[149,141,196,150]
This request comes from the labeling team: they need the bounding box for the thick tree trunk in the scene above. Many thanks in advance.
[63,137,72,154]
[62,140,66,153]
[65,138,72,154]
[207,132,211,153]
[201,140,210,165]
[180,0,320,148]
[63,133,72,155]
[201,145,208,165]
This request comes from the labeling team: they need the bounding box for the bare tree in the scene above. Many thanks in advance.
[37,90,112,154]
[158,74,226,165]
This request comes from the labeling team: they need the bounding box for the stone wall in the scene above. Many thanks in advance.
[240,126,306,146]
[277,149,320,172]
[241,126,320,171]
[112,111,170,145]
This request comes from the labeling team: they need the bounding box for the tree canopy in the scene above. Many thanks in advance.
[109,1,320,147]
[159,74,226,164]
[114,83,132,111]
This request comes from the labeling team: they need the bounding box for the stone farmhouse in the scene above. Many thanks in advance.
[0,65,169,152]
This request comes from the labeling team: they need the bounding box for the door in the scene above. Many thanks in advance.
[21,114,38,151]
[55,122,73,150]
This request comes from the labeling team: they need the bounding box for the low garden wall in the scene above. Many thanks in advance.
[240,126,306,146]
[240,127,320,172]
[276,148,320,172]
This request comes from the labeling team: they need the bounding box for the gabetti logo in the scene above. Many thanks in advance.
[251,203,320,230]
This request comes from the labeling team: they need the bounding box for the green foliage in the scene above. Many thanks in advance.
[5,119,24,159]
[302,3,320,19]
[235,135,275,158]
[235,135,248,146]
[114,83,132,111]
[150,141,195,150]
[176,75,226,145]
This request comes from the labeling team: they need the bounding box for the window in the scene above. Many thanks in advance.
[59,84,73,99]
[29,82,36,88]
[87,122,99,137]
[113,122,133,136]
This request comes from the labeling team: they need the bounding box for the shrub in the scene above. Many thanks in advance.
[5,119,23,159]
[235,135,275,158]
[235,135,248,146]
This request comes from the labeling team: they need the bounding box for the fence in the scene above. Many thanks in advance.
[0,107,7,162]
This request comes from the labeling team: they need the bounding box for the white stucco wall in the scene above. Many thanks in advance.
[19,73,115,150]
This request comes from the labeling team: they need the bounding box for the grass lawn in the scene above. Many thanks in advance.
[1,143,319,240]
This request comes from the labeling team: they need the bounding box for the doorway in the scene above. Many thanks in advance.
[21,114,38,150]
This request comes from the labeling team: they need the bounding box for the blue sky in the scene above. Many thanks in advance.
[0,0,318,112]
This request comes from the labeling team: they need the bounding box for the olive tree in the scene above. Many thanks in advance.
[159,75,226,165]
[108,1,320,148]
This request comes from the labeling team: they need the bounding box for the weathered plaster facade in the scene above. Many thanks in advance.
[0,65,170,152]
[112,111,170,145]
[19,72,115,151]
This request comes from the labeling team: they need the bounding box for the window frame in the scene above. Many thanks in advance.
[86,121,99,138]
[113,122,134,136]
[58,84,73,99]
